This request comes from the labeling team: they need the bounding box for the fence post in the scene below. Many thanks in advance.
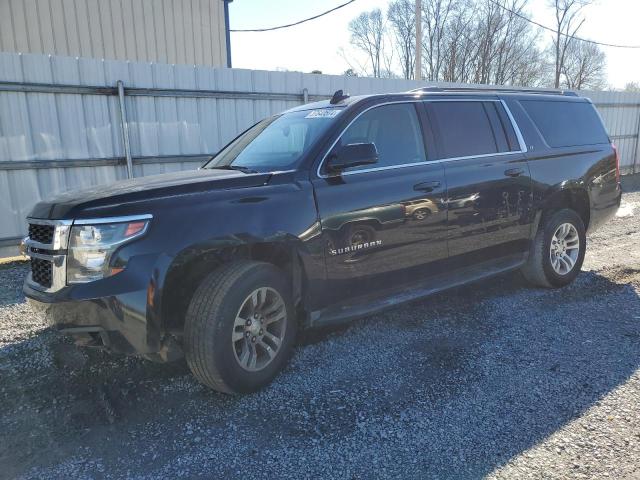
[117,80,134,179]
[634,107,640,175]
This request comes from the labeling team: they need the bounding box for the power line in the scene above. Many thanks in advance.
[230,0,357,33]
[487,0,640,49]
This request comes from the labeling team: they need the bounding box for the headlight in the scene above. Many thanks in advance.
[67,218,150,284]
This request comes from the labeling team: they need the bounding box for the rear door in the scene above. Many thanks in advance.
[311,101,448,306]
[424,98,533,266]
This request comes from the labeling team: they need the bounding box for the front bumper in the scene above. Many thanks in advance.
[24,252,182,361]
[26,291,150,355]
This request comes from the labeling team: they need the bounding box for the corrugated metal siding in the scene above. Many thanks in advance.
[0,52,638,245]
[581,90,640,175]
[0,0,227,66]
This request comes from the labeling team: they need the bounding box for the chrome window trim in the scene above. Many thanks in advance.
[73,214,153,225]
[500,99,528,152]
[316,98,528,179]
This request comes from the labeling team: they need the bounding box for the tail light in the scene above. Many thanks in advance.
[612,143,620,184]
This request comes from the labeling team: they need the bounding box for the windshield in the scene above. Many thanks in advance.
[204,108,342,172]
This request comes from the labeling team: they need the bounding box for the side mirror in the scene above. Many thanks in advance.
[326,143,378,172]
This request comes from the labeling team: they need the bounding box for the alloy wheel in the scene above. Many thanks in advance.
[232,287,287,372]
[549,222,580,275]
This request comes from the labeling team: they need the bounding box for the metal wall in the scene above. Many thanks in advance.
[0,52,638,252]
[0,0,227,66]
[587,90,640,175]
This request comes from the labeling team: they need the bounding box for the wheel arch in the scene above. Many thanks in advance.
[536,186,591,232]
[158,240,308,334]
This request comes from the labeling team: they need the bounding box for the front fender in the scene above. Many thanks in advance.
[141,179,324,335]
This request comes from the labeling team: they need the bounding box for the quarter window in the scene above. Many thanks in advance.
[521,100,609,148]
[337,103,427,171]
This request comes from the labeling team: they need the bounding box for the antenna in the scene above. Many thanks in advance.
[330,89,350,104]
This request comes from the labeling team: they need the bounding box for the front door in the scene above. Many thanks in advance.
[312,102,448,306]
[424,99,533,266]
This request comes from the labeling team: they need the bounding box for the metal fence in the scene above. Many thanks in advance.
[1,52,639,251]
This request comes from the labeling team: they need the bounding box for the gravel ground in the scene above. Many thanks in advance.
[1,191,639,480]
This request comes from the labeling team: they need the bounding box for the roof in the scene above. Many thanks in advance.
[284,94,370,113]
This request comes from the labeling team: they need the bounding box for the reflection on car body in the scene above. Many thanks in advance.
[403,198,439,220]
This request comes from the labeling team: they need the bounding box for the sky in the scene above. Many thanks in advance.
[228,0,640,89]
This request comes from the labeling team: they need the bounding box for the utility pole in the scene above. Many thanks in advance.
[224,0,233,68]
[415,0,422,81]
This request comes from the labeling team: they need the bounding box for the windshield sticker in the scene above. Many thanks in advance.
[305,109,342,119]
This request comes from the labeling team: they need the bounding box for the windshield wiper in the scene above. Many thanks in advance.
[209,165,259,174]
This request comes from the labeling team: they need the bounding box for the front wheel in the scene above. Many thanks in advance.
[521,208,586,288]
[184,261,296,394]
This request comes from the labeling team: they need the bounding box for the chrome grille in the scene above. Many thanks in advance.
[31,257,53,288]
[28,223,55,244]
[25,218,72,292]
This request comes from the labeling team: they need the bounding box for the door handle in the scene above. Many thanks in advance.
[413,180,441,192]
[504,167,524,177]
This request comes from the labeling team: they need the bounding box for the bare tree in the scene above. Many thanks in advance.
[421,0,460,81]
[438,3,476,83]
[348,9,385,78]
[549,0,591,88]
[340,0,604,89]
[510,46,552,88]
[381,31,398,78]
[338,46,370,77]
[432,0,545,87]
[624,82,640,92]
[561,41,606,90]
[387,0,415,79]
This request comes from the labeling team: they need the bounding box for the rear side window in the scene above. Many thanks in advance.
[521,100,609,148]
[426,101,509,159]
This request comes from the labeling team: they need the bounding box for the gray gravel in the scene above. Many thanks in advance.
[1,191,640,479]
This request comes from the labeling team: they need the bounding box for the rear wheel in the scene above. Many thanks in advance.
[521,208,586,288]
[184,261,296,394]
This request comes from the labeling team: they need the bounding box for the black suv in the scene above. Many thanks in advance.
[23,87,621,394]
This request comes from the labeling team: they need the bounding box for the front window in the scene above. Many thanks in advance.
[333,102,427,172]
[204,108,343,172]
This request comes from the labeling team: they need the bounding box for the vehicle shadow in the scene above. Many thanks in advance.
[2,265,639,478]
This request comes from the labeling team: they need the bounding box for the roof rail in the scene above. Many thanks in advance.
[409,86,578,97]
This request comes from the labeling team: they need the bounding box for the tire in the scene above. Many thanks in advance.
[343,223,376,246]
[521,208,586,288]
[184,261,296,394]
[413,208,431,221]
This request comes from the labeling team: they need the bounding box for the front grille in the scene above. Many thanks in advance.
[31,257,53,288]
[29,223,55,244]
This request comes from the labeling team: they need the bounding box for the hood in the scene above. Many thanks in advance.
[29,168,272,219]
